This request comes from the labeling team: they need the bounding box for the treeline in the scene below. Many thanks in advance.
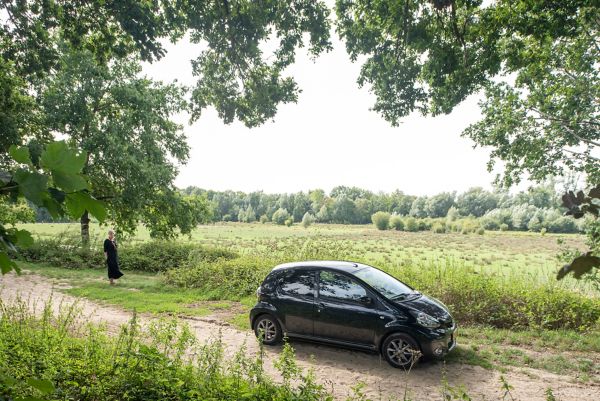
[182,183,581,233]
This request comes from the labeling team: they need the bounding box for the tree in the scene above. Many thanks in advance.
[41,48,204,241]
[371,212,390,231]
[455,188,498,218]
[409,197,428,218]
[272,208,290,225]
[301,212,315,228]
[425,192,455,218]
[335,0,599,186]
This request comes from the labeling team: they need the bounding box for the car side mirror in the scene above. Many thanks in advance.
[359,296,373,306]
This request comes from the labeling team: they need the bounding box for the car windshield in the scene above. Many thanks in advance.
[354,266,414,300]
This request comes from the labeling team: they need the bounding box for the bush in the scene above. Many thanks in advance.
[301,212,315,228]
[272,208,290,225]
[390,215,404,231]
[371,212,390,230]
[499,223,509,231]
[163,256,274,298]
[476,227,485,235]
[404,217,419,232]
[284,218,294,227]
[20,236,237,272]
[259,214,269,224]
[431,222,446,234]
[0,301,329,401]
[387,261,600,331]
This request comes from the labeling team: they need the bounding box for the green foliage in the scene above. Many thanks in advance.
[390,215,404,231]
[260,214,269,224]
[371,211,390,230]
[432,222,446,234]
[336,0,599,186]
[301,212,315,228]
[284,218,294,227]
[1,141,106,274]
[0,301,330,401]
[272,208,290,225]
[20,236,237,273]
[163,256,273,299]
[404,217,419,232]
[557,187,600,281]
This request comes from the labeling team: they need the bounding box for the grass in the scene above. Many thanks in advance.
[20,262,254,324]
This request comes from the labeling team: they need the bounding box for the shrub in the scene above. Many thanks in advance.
[259,214,269,224]
[163,256,274,298]
[390,215,404,231]
[371,212,390,230]
[431,222,446,234]
[20,236,237,272]
[404,217,418,232]
[499,223,509,231]
[272,208,290,225]
[301,212,315,228]
[387,261,600,331]
[476,227,485,235]
[0,301,329,401]
[285,218,294,227]
[418,218,433,231]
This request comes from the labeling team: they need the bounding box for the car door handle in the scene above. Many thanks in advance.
[317,302,325,312]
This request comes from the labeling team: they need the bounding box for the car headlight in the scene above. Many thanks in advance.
[412,311,440,329]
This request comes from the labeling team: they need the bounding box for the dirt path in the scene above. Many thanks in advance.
[1,272,597,401]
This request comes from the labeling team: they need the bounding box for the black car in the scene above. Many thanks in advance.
[249,261,456,368]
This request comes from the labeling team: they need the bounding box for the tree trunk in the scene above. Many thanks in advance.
[80,210,90,245]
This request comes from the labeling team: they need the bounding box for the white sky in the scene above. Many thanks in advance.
[143,34,501,197]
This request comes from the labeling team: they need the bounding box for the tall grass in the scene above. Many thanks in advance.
[0,298,330,401]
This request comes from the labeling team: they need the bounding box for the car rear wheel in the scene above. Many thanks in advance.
[253,314,282,345]
[382,333,421,368]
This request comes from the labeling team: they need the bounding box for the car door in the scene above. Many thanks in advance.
[275,269,316,336]
[313,270,382,346]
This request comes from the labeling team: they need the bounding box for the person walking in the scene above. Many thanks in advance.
[104,229,123,285]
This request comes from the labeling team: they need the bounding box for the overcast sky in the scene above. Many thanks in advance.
[143,33,502,196]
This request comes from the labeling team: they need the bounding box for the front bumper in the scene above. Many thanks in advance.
[420,324,457,358]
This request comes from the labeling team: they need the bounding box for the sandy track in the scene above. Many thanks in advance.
[1,272,597,401]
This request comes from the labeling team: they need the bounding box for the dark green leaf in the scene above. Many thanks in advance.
[13,169,48,206]
[65,192,107,223]
[40,141,86,175]
[0,251,18,274]
[9,145,32,165]
[0,373,17,386]
[14,230,34,248]
[52,170,89,192]
[557,252,600,280]
[26,378,55,395]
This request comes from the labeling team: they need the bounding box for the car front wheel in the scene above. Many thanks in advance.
[382,333,421,369]
[253,314,282,345]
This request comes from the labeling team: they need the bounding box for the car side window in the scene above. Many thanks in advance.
[279,270,314,297]
[319,270,367,303]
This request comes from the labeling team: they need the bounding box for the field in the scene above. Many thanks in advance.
[18,221,589,286]
[6,222,600,399]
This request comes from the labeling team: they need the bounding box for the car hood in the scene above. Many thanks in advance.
[399,294,452,323]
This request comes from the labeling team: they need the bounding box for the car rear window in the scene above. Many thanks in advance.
[280,270,314,297]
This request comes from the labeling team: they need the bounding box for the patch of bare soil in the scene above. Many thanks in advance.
[1,272,598,401]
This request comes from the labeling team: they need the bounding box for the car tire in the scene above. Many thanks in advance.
[253,314,282,345]
[381,333,421,369]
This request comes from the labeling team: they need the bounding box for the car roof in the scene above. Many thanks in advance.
[271,260,369,274]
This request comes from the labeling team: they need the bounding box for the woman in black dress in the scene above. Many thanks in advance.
[104,230,123,285]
